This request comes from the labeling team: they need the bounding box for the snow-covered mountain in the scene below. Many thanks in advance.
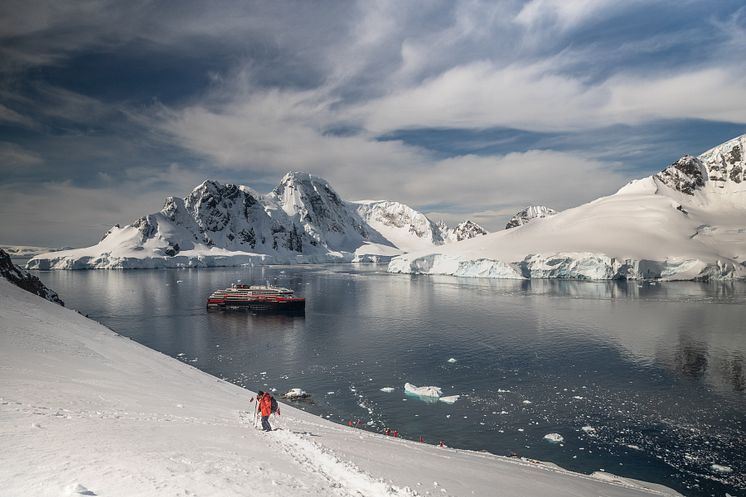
[27,172,486,269]
[390,134,746,281]
[353,201,486,253]
[505,206,557,229]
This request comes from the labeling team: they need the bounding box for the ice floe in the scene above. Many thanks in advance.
[404,383,442,398]
[544,433,564,443]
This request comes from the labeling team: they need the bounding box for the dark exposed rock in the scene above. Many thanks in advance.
[450,220,487,241]
[730,165,743,184]
[655,155,706,195]
[0,249,64,305]
[506,206,557,229]
[239,228,256,248]
[727,144,741,164]
[164,243,180,257]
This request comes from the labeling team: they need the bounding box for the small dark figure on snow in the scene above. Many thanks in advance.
[257,390,273,431]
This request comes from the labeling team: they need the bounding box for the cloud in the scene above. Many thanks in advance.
[355,62,746,133]
[0,104,35,127]
[514,0,622,31]
[154,82,628,231]
[2,0,745,246]
[0,163,210,246]
[0,141,43,167]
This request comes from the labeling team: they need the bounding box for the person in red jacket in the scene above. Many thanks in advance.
[256,390,272,431]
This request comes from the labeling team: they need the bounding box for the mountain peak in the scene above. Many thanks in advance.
[448,220,488,241]
[505,205,557,229]
[654,134,745,195]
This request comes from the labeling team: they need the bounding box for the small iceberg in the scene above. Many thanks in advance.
[710,464,733,473]
[439,395,460,404]
[380,387,395,393]
[404,382,442,398]
[447,358,457,363]
[282,388,310,400]
[544,433,564,443]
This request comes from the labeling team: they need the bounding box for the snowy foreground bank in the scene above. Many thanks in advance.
[0,280,680,497]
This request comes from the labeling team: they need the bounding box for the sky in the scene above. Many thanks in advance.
[1,0,745,247]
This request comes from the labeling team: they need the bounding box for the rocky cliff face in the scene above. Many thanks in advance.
[442,220,488,242]
[0,249,63,305]
[656,135,745,194]
[505,205,557,229]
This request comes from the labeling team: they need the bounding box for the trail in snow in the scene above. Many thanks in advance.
[269,429,421,497]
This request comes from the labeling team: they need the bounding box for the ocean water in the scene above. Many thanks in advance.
[35,265,746,497]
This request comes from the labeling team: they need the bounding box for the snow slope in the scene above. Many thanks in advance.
[0,280,681,497]
[390,135,746,281]
[26,173,486,270]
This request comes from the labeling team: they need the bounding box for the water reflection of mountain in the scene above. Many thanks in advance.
[426,275,746,303]
[484,278,746,396]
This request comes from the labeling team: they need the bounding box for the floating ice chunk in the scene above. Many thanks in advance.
[380,387,395,393]
[283,388,309,399]
[581,425,596,434]
[439,395,460,404]
[327,391,335,395]
[522,400,532,404]
[711,464,733,473]
[447,358,457,363]
[544,433,564,443]
[404,383,442,398]
[572,396,584,400]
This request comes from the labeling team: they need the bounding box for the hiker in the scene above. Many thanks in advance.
[257,390,273,431]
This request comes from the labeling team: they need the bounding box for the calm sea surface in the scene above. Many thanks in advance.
[33,265,745,497]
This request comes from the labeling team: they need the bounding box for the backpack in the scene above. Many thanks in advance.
[270,395,279,414]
